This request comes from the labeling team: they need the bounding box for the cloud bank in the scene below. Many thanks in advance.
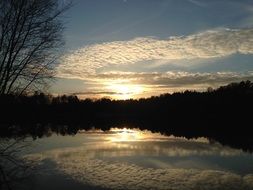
[89,71,253,86]
[68,71,253,97]
[57,28,253,77]
[55,28,253,98]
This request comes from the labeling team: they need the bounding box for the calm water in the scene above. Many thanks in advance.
[8,128,253,190]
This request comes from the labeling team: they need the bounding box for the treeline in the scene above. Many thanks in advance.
[0,81,253,151]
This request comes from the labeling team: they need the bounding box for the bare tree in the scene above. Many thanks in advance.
[0,0,71,95]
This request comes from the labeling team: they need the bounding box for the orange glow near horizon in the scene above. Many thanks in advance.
[106,83,144,100]
[107,127,170,142]
[108,128,141,142]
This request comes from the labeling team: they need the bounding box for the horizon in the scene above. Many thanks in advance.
[50,81,222,100]
[19,80,251,101]
[48,0,253,99]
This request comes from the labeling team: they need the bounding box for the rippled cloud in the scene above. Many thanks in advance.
[55,28,253,98]
[89,71,253,86]
[67,71,253,98]
[57,28,253,78]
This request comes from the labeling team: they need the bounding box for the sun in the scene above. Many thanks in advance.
[107,83,144,99]
[114,85,131,95]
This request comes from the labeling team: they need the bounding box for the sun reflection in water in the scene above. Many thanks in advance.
[107,128,169,142]
[108,128,140,142]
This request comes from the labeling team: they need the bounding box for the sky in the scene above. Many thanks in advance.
[51,0,253,99]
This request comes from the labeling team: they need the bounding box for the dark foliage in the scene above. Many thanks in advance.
[0,80,253,152]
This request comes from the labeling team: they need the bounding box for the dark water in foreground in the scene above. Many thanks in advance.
[4,128,253,190]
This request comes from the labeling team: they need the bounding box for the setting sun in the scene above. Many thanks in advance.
[106,83,144,99]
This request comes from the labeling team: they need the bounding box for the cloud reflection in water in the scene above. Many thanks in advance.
[29,128,253,190]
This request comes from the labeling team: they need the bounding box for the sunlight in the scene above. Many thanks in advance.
[107,83,144,99]
[107,128,170,142]
[109,128,141,142]
[115,85,131,94]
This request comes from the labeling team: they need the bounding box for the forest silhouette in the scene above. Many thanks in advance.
[0,80,253,152]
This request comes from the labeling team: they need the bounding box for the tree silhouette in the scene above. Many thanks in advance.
[0,0,71,95]
[1,81,253,151]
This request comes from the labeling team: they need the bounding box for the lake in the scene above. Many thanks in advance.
[2,128,253,190]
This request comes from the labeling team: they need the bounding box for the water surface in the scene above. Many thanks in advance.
[16,128,253,190]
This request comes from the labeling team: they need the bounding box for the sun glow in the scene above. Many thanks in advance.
[107,83,144,99]
[107,128,169,142]
[109,128,141,142]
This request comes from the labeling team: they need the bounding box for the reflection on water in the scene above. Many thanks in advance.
[23,128,253,190]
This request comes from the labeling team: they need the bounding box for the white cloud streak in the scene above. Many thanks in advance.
[57,28,253,77]
[88,71,253,86]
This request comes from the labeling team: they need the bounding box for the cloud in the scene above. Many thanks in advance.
[89,71,253,85]
[55,28,253,98]
[57,28,253,77]
[68,71,253,97]
[70,91,123,95]
[54,71,253,98]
